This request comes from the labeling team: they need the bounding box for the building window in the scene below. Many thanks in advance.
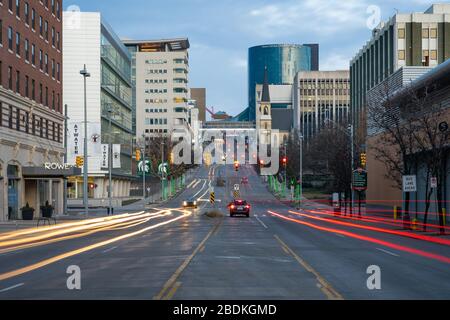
[15,32,20,54]
[24,2,29,24]
[51,27,55,46]
[8,27,13,50]
[56,62,60,80]
[44,20,48,41]
[51,0,54,14]
[56,0,60,19]
[8,66,12,89]
[24,38,29,61]
[56,31,60,50]
[15,0,20,17]
[39,16,43,36]
[31,79,35,100]
[398,28,405,39]
[31,44,35,64]
[39,83,43,103]
[45,86,48,106]
[430,28,437,39]
[52,90,54,109]
[45,54,48,73]
[51,59,55,78]
[25,75,29,97]
[57,93,60,112]
[422,28,429,39]
[423,50,430,66]
[15,70,20,93]
[0,20,2,46]
[398,50,405,60]
[9,0,13,11]
[39,50,43,70]
[31,8,35,30]
[430,50,437,60]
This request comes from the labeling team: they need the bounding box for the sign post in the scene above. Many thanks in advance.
[402,175,416,230]
[352,168,367,217]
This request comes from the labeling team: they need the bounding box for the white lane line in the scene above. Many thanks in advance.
[216,256,241,259]
[192,180,207,198]
[256,216,268,229]
[192,179,202,189]
[335,233,345,238]
[187,179,197,188]
[376,248,400,257]
[0,283,25,293]
[102,246,118,253]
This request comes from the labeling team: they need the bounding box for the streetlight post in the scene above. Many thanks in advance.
[80,65,90,217]
[348,124,354,216]
[107,107,115,215]
[63,104,68,215]
[298,132,303,209]
[142,134,146,201]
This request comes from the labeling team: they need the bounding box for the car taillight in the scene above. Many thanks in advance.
[230,205,235,209]
[245,205,250,209]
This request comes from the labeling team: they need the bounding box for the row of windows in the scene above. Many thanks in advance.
[1,24,61,80]
[0,61,61,112]
[145,79,167,84]
[145,108,167,113]
[300,89,350,96]
[1,2,61,50]
[145,98,168,104]
[145,59,167,64]
[398,49,437,62]
[0,102,62,143]
[398,28,438,39]
[145,88,167,94]
[3,0,61,20]
[147,69,167,74]
[144,128,168,134]
[144,118,168,125]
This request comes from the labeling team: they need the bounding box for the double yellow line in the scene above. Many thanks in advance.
[274,235,343,300]
[154,220,222,300]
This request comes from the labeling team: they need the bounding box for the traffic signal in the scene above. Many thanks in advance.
[234,161,239,171]
[135,149,141,161]
[282,157,287,165]
[259,159,264,167]
[360,153,367,167]
[75,156,84,168]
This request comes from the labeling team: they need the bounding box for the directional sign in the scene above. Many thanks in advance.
[352,169,367,191]
[158,162,169,177]
[234,184,240,191]
[430,177,437,189]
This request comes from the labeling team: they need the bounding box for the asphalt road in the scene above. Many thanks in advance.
[0,164,449,299]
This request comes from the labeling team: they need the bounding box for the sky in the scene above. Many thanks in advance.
[66,0,441,116]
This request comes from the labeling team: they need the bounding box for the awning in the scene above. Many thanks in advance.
[22,166,82,178]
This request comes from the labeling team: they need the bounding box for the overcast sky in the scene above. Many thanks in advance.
[66,0,439,116]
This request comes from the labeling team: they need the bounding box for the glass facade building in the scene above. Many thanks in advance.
[248,44,318,121]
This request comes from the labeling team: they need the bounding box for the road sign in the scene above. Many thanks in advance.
[210,192,215,204]
[439,121,448,132]
[402,175,417,192]
[234,184,240,191]
[233,190,240,198]
[430,177,437,189]
[352,169,367,191]
[137,160,151,176]
[158,162,169,177]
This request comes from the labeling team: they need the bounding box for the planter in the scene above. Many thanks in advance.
[21,208,35,220]
[41,206,54,218]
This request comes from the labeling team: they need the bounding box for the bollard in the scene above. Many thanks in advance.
[393,206,397,220]
[443,208,447,227]
[412,218,418,230]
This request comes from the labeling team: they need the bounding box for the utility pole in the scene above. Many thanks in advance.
[298,131,303,209]
[80,65,90,217]
[63,104,68,215]
[161,141,165,200]
[142,134,146,200]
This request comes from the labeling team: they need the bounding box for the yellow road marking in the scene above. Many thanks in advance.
[162,281,181,300]
[274,235,343,300]
[154,221,221,300]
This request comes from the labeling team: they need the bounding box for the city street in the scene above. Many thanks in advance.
[0,164,449,300]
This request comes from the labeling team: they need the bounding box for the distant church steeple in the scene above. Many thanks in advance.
[261,66,270,103]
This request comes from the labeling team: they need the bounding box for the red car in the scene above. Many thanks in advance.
[229,199,250,217]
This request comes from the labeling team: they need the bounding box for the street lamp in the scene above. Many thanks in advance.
[80,65,90,217]
[297,131,304,209]
[106,106,117,215]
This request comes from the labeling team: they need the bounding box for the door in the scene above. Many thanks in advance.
[51,180,60,215]
[8,179,19,220]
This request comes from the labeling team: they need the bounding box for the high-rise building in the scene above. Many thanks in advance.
[293,70,350,143]
[350,3,450,144]
[123,38,191,138]
[63,12,134,206]
[248,44,319,121]
[0,0,75,221]
[190,88,206,122]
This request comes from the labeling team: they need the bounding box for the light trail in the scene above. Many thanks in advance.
[268,210,450,264]
[0,210,192,281]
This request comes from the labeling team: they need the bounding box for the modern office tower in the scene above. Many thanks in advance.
[0,0,75,220]
[350,3,450,144]
[63,11,134,206]
[293,70,350,143]
[190,88,206,122]
[248,43,319,121]
[123,38,191,138]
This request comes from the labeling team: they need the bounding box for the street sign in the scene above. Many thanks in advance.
[430,177,437,189]
[233,190,240,198]
[439,121,448,132]
[402,175,417,192]
[137,160,151,176]
[234,184,240,191]
[352,169,367,191]
[158,162,169,177]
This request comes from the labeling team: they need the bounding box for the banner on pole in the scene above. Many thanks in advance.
[112,144,121,168]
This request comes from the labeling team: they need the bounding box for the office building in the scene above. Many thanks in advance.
[190,88,206,122]
[0,0,78,221]
[350,3,450,144]
[63,11,134,206]
[293,70,350,142]
[123,38,191,138]
[248,43,319,121]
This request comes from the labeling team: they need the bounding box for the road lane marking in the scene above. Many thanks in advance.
[0,283,24,293]
[154,220,222,300]
[102,246,118,254]
[162,281,181,300]
[376,248,399,257]
[335,233,345,238]
[187,179,197,188]
[274,235,343,300]
[256,216,268,229]
[215,256,241,259]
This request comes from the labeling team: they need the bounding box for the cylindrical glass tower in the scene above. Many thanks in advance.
[248,44,313,121]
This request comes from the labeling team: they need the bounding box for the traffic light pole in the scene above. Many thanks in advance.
[142,135,146,200]
[108,108,113,216]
